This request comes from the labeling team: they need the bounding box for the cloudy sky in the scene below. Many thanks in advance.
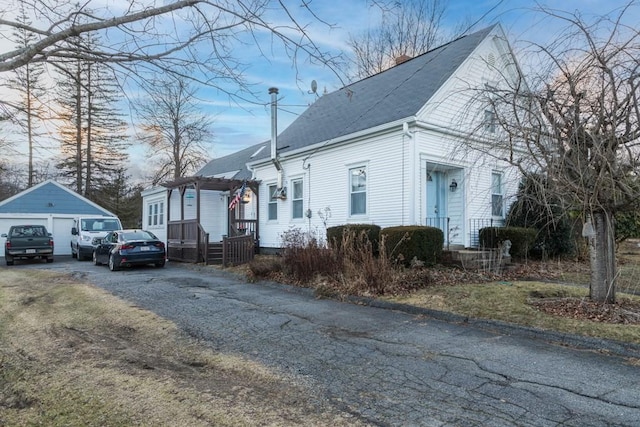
[1,0,637,182]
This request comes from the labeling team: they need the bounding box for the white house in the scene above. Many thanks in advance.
[143,24,522,261]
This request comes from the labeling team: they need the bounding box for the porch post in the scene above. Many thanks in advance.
[196,179,202,262]
[167,188,172,223]
[251,182,260,252]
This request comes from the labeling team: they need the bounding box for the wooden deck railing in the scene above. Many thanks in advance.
[167,219,208,263]
[229,219,257,237]
[168,219,254,265]
[222,235,255,266]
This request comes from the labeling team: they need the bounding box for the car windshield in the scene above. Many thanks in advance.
[122,231,156,241]
[81,219,120,231]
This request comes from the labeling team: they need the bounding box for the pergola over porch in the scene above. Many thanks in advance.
[162,176,261,265]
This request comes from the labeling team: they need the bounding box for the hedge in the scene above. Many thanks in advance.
[326,224,381,254]
[479,226,536,258]
[381,225,443,266]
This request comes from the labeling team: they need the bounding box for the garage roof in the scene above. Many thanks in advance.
[0,180,115,216]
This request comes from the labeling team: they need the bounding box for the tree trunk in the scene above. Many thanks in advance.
[589,211,616,303]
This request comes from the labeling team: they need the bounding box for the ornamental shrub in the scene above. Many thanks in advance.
[479,226,536,259]
[507,175,576,258]
[326,224,381,254]
[381,225,443,266]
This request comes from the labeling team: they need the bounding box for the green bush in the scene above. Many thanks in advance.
[615,211,640,242]
[381,226,443,266]
[326,224,381,254]
[507,175,576,258]
[479,226,536,259]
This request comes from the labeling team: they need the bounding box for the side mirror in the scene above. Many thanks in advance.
[1,233,6,238]
[92,237,104,246]
[71,227,78,235]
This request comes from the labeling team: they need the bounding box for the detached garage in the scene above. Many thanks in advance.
[0,180,117,255]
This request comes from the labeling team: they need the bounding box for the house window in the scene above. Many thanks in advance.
[491,172,504,217]
[484,109,496,133]
[292,179,303,219]
[350,167,367,216]
[147,201,164,227]
[268,184,278,220]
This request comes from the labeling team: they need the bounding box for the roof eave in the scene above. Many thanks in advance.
[246,117,416,168]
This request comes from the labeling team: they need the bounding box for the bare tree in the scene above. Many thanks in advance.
[137,77,213,184]
[4,1,47,187]
[0,0,341,95]
[468,3,640,303]
[348,0,458,79]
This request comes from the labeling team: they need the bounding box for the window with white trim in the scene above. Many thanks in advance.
[350,166,367,216]
[147,201,164,227]
[267,184,278,220]
[484,109,496,133]
[292,179,303,219]
[491,172,504,217]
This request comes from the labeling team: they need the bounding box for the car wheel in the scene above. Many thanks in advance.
[46,257,54,263]
[93,251,101,266]
[108,255,120,271]
[71,247,77,258]
[6,256,14,266]
[155,260,166,268]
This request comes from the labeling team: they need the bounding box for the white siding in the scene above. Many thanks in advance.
[200,190,227,241]
[255,131,409,248]
[142,187,168,245]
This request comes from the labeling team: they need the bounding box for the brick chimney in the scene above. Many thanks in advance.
[395,54,411,65]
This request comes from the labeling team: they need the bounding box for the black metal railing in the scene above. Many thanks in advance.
[468,218,505,247]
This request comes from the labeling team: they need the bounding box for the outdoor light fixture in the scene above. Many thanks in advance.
[242,191,251,204]
[449,179,458,192]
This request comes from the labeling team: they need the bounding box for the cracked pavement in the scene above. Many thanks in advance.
[21,258,640,426]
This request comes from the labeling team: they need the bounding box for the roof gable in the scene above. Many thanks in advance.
[196,25,498,177]
[0,180,115,216]
[270,25,497,157]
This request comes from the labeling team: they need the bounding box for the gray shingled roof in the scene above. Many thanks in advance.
[197,25,496,177]
[197,141,269,180]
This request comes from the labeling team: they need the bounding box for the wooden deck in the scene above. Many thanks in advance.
[167,219,255,266]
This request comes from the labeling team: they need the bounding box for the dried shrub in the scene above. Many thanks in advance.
[280,227,342,283]
[248,256,283,280]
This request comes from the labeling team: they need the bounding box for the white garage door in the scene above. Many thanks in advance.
[0,216,74,256]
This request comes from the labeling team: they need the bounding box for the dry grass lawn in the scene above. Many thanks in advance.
[0,269,361,426]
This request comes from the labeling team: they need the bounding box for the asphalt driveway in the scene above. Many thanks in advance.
[12,257,640,426]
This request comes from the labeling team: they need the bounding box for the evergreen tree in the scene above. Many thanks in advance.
[54,32,129,196]
[92,168,143,228]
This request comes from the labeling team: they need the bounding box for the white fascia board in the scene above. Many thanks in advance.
[141,185,166,197]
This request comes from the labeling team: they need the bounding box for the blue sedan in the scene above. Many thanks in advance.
[93,230,166,271]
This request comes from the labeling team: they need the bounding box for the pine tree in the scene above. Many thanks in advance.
[54,32,129,196]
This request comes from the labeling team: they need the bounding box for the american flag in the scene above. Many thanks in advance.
[228,181,247,210]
